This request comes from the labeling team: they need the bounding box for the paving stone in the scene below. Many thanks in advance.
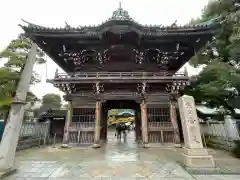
[3,131,240,180]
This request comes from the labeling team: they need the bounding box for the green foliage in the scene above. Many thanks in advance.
[0,33,45,116]
[39,93,62,112]
[202,0,235,20]
[185,61,240,113]
[184,0,240,113]
[189,0,240,67]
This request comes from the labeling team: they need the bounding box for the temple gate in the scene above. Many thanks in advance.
[20,5,216,148]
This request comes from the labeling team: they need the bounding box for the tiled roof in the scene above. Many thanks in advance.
[196,105,240,115]
[39,109,67,118]
[19,6,217,34]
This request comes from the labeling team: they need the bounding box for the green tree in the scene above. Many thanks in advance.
[190,0,240,66]
[184,61,240,113]
[39,93,62,113]
[184,0,240,114]
[0,34,45,121]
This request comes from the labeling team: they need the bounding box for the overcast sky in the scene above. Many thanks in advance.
[0,0,209,99]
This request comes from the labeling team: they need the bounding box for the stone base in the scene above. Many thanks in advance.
[0,168,17,179]
[142,143,150,148]
[174,144,182,148]
[182,147,209,156]
[181,148,215,168]
[148,143,175,148]
[92,144,100,148]
[61,144,69,148]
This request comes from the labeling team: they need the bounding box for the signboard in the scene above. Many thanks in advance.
[109,117,135,125]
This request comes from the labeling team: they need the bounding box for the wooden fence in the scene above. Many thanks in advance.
[200,121,227,137]
[200,120,240,151]
[17,122,50,150]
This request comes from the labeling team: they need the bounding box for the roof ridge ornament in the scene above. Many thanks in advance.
[20,19,46,29]
[64,21,71,29]
[110,0,131,21]
[118,0,122,9]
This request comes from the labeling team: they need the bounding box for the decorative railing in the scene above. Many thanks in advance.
[148,122,174,131]
[68,122,95,145]
[69,122,95,131]
[147,122,175,143]
[54,71,187,79]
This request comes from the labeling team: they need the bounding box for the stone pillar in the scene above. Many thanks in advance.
[224,115,240,141]
[141,100,149,148]
[62,102,73,147]
[170,102,181,146]
[93,101,101,148]
[0,44,37,172]
[178,95,215,168]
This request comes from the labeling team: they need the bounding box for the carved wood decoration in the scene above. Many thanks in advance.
[62,50,90,65]
[137,82,149,94]
[97,49,110,65]
[145,49,171,69]
[55,84,72,93]
[165,80,190,94]
[93,82,104,94]
[133,49,145,64]
[55,83,76,94]
[61,49,111,69]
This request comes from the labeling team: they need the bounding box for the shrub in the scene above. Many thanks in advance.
[232,140,240,158]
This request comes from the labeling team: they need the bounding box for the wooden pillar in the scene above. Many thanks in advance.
[100,107,107,142]
[170,102,181,146]
[135,111,142,142]
[62,102,73,147]
[141,100,149,148]
[0,43,37,172]
[93,101,101,148]
[103,108,108,141]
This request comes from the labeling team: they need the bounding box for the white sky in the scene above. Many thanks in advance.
[0,0,208,99]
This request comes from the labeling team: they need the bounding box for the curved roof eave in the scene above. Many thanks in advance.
[19,6,218,35]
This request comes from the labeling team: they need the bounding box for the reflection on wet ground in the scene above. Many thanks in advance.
[4,131,240,179]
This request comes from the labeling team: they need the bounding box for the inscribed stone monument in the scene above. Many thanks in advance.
[178,95,215,168]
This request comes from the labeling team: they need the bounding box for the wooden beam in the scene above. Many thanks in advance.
[48,77,189,84]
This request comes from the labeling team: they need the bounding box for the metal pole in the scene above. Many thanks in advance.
[38,136,42,148]
[43,132,47,146]
[52,133,56,148]
[0,43,37,171]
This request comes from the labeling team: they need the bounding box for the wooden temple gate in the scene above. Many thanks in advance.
[68,108,95,145]
[21,4,217,148]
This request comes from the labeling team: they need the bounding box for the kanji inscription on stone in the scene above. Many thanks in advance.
[184,101,197,124]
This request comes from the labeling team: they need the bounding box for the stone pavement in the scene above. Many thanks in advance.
[4,131,240,180]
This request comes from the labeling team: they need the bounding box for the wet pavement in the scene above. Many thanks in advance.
[4,131,240,179]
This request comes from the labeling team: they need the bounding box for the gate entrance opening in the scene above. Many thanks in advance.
[100,100,142,143]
